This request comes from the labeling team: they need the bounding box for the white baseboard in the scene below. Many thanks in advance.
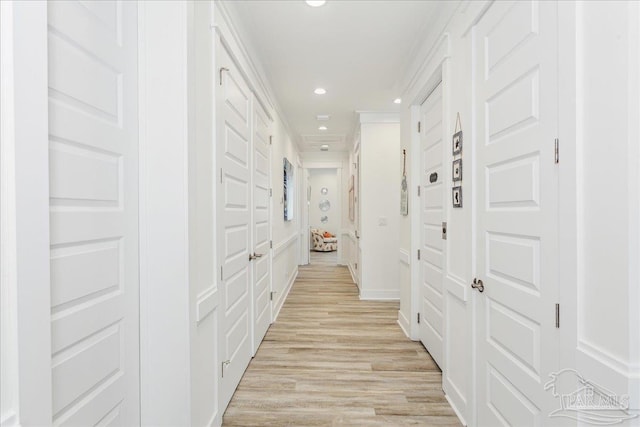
[397,310,411,339]
[273,267,297,321]
[208,410,221,427]
[359,289,400,300]
[399,248,411,265]
[445,392,467,427]
[347,262,358,287]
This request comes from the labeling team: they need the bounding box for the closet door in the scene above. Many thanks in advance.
[418,82,445,368]
[251,98,272,354]
[216,43,254,411]
[48,1,140,424]
[473,1,559,425]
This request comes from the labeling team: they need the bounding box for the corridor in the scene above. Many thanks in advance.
[223,264,460,426]
[2,1,638,425]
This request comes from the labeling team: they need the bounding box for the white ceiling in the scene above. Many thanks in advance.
[223,0,444,152]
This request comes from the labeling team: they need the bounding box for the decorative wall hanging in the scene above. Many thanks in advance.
[349,175,355,221]
[283,157,294,221]
[321,215,329,224]
[452,112,463,155]
[400,149,409,216]
[319,199,331,212]
[452,113,463,208]
[452,186,463,208]
[452,159,462,182]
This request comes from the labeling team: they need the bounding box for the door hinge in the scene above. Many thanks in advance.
[270,240,273,249]
[418,121,421,133]
[417,313,421,324]
[417,186,421,196]
[269,135,273,145]
[355,262,358,270]
[220,168,223,183]
[554,138,559,164]
[417,249,421,260]
[220,266,223,281]
[269,188,272,197]
[219,67,229,86]
[270,291,275,301]
[555,303,560,328]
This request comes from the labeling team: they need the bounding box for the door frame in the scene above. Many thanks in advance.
[416,80,445,369]
[1,2,52,424]
[251,93,274,354]
[409,40,451,343]
[301,161,344,265]
[409,33,473,425]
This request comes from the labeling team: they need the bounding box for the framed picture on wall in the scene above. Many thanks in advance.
[452,131,463,155]
[452,159,462,182]
[452,186,463,208]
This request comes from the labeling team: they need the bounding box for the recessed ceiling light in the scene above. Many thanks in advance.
[317,115,331,121]
[305,0,326,7]
[320,144,329,151]
[318,125,328,131]
[314,88,326,95]
[394,98,402,104]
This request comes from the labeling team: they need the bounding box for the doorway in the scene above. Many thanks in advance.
[307,168,340,266]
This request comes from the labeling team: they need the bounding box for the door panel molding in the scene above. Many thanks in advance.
[473,2,559,425]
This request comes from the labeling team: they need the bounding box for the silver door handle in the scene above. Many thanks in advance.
[249,253,264,261]
[471,278,484,292]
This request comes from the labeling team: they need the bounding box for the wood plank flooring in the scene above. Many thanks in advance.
[223,264,461,426]
[309,250,337,266]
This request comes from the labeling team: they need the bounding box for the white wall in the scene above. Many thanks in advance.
[269,115,300,317]
[566,0,640,417]
[359,116,401,300]
[345,142,360,283]
[274,137,300,314]
[308,169,339,235]
[138,2,192,424]
[1,2,19,425]
[398,98,413,338]
[188,2,219,426]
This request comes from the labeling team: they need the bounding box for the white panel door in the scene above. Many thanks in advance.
[418,82,444,369]
[47,1,139,425]
[216,44,254,411]
[252,99,272,354]
[474,1,559,425]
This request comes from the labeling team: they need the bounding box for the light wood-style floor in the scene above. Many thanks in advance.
[223,264,461,426]
[309,249,337,266]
